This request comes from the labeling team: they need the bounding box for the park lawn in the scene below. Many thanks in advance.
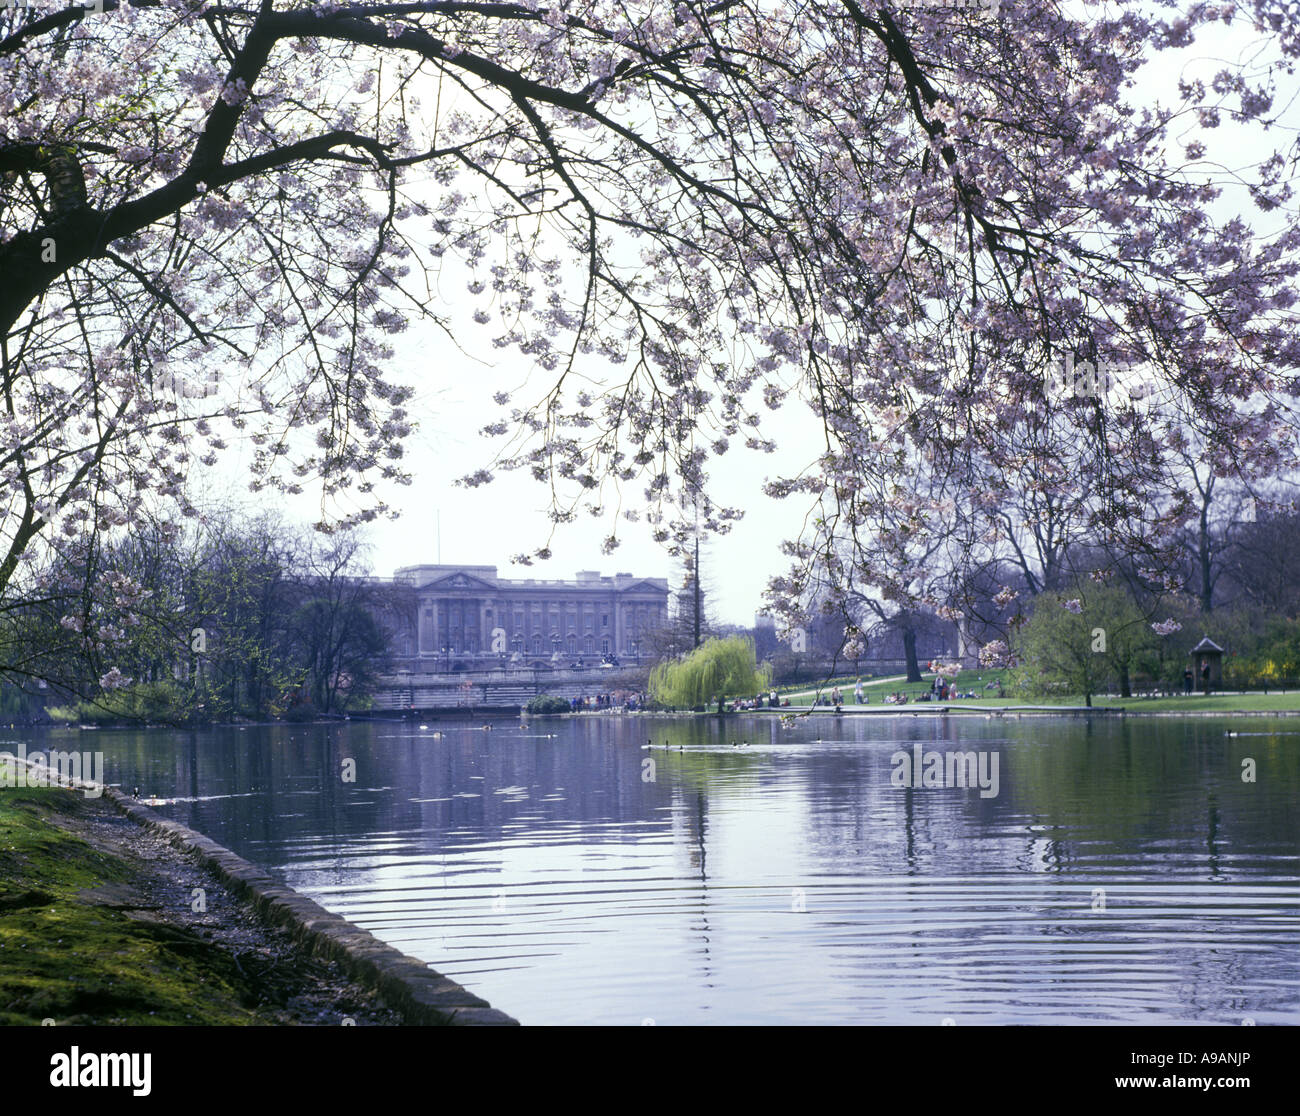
[0,776,272,1025]
[776,672,1300,713]
[783,669,1010,705]
[1011,691,1300,713]
[773,673,864,698]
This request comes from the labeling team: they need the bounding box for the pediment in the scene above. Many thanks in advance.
[618,579,669,594]
[422,572,497,592]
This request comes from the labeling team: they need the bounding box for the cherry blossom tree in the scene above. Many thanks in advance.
[3,0,1300,695]
[758,2,1300,643]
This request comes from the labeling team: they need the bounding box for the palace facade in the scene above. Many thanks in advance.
[391,565,670,668]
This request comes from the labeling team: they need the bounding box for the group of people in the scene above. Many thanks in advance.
[810,680,867,708]
[874,678,998,704]
[729,690,792,711]
[570,692,644,711]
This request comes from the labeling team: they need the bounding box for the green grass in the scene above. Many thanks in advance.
[1008,691,1300,713]
[773,673,1300,713]
[773,672,870,696]
[782,669,1009,706]
[0,776,283,1025]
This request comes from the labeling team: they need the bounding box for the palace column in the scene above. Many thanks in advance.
[417,597,431,656]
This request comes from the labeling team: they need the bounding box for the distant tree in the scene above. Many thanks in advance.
[751,616,782,663]
[187,515,299,718]
[648,525,715,659]
[1013,586,1158,706]
[289,599,387,713]
[286,533,389,713]
[649,636,770,715]
[677,533,710,651]
[1220,496,1300,618]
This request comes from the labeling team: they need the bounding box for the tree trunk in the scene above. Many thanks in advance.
[1119,664,1132,698]
[902,623,922,683]
[693,536,703,650]
[1199,502,1213,613]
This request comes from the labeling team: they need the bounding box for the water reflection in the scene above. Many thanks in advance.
[7,713,1297,1024]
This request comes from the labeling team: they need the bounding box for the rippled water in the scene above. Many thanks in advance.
[10,714,1298,1024]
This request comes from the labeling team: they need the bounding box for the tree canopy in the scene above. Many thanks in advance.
[3,2,1300,687]
[650,634,769,711]
[1013,584,1163,706]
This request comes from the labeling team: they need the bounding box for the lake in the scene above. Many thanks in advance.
[7,713,1298,1024]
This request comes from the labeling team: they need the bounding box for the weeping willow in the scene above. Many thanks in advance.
[649,636,770,714]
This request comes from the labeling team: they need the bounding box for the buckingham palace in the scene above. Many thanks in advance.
[389,564,670,670]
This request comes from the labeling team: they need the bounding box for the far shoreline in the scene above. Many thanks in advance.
[5,699,1300,733]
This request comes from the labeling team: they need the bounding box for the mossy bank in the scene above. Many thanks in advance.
[0,778,406,1025]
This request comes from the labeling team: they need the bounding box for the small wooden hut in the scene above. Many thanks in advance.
[1190,637,1224,693]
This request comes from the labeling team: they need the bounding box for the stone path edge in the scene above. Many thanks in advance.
[4,756,518,1027]
[101,786,520,1026]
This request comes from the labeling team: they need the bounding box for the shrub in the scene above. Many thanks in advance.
[283,701,318,722]
[45,681,195,725]
[526,694,571,715]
